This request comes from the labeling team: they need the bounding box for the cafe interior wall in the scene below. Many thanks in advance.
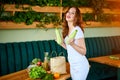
[0,27,120,43]
[1,0,120,43]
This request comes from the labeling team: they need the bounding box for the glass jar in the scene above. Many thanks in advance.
[43,52,49,71]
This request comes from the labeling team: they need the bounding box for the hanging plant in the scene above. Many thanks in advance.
[0,4,5,19]
[62,0,90,7]
[83,13,95,21]
[0,0,115,28]
[97,14,113,23]
[62,0,111,23]
[36,13,62,28]
[89,0,111,22]
[90,0,105,15]
[1,0,61,6]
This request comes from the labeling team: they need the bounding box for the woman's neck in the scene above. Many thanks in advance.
[68,22,74,30]
[67,22,75,35]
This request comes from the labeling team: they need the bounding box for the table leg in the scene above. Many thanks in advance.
[117,68,120,80]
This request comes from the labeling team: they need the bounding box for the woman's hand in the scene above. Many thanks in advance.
[68,38,75,45]
[55,37,63,45]
[55,37,67,49]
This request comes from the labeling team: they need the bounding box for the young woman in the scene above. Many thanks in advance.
[60,7,89,80]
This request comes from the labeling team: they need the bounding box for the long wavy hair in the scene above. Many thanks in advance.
[62,7,84,39]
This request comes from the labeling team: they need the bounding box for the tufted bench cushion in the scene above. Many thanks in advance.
[0,36,120,80]
[85,36,120,58]
[85,36,120,80]
[0,40,67,76]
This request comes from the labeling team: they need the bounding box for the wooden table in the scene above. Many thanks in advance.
[25,73,70,80]
[26,62,70,80]
[54,74,70,80]
[0,63,70,80]
[88,54,120,80]
[0,69,70,80]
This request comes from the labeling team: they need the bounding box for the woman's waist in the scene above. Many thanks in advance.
[68,55,88,63]
[68,58,89,67]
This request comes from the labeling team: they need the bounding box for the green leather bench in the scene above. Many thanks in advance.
[0,36,120,80]
[85,36,120,80]
[0,40,67,76]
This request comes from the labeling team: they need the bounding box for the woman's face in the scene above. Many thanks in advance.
[66,8,76,22]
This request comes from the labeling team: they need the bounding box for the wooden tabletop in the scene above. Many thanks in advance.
[25,73,70,80]
[0,63,70,80]
[88,54,120,68]
[26,62,71,80]
[55,74,70,80]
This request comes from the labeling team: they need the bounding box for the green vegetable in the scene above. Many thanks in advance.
[109,56,120,60]
[32,58,41,64]
[42,73,54,80]
[66,30,78,44]
[29,66,47,79]
[55,28,62,45]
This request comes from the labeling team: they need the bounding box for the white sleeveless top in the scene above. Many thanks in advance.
[64,26,89,80]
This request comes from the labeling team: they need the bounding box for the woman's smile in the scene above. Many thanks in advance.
[66,8,76,22]
[66,15,71,19]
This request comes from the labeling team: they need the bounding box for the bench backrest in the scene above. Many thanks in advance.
[0,36,120,76]
[85,36,120,58]
[0,40,67,76]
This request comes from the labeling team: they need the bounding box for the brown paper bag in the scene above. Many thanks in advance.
[50,52,67,74]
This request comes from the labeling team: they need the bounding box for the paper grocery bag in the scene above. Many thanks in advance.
[50,56,67,74]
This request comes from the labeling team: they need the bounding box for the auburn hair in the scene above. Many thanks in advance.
[62,7,84,39]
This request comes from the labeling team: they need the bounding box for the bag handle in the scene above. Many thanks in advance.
[49,51,66,58]
[59,52,65,56]
[49,51,58,58]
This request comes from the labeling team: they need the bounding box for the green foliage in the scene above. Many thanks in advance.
[0,11,13,21]
[0,0,112,26]
[90,0,106,14]
[62,0,90,7]
[0,11,61,26]
[0,5,4,16]
[29,58,54,80]
[29,66,47,79]
[96,14,112,23]
[83,13,95,21]
[1,0,61,6]
[32,58,41,64]
[42,73,54,80]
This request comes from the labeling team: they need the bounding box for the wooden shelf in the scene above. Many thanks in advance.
[3,4,62,13]
[103,8,120,14]
[0,21,120,29]
[84,21,120,27]
[0,21,62,29]
[106,0,120,2]
[62,7,93,14]
[4,4,93,14]
[1,3,120,29]
[3,4,120,14]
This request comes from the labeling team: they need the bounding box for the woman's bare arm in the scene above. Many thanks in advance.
[69,38,86,55]
[61,42,67,49]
